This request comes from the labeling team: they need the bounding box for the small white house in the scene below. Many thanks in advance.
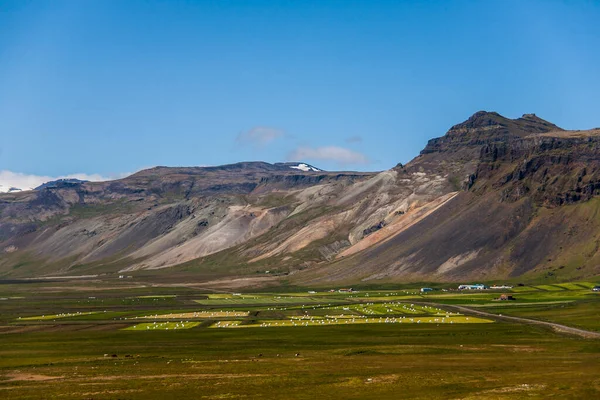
[458,284,488,290]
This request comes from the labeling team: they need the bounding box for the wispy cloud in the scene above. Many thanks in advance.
[0,170,131,192]
[235,126,285,147]
[287,146,369,165]
[345,135,363,143]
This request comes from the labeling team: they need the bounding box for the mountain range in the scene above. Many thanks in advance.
[2,111,600,286]
[0,178,90,194]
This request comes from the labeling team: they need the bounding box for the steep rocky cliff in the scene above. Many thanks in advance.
[296,112,600,285]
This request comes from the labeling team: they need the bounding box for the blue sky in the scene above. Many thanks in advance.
[1,0,599,189]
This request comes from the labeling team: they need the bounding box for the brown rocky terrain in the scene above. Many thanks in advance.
[2,112,600,285]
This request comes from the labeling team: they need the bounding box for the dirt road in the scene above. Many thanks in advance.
[424,302,600,339]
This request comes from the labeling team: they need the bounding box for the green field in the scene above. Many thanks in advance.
[124,322,201,331]
[1,279,599,399]
[18,311,103,321]
[216,315,492,328]
[194,294,349,305]
[482,300,600,332]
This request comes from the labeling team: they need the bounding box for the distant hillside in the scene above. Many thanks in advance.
[34,178,89,190]
[0,186,23,194]
[2,112,600,286]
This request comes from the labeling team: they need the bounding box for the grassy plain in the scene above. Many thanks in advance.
[0,279,599,399]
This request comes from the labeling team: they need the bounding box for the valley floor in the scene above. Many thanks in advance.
[1,279,599,399]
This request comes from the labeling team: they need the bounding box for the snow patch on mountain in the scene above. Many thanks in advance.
[289,163,321,172]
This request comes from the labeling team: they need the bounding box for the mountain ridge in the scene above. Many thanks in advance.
[2,111,600,286]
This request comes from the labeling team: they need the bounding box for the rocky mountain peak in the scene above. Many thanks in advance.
[514,113,562,133]
[421,111,519,157]
[448,111,509,133]
[446,111,560,137]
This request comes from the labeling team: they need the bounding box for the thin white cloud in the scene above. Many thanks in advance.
[0,170,131,193]
[345,135,363,143]
[236,126,284,147]
[287,146,369,165]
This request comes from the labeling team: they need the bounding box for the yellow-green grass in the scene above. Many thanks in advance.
[532,284,571,291]
[1,323,598,399]
[574,281,599,288]
[209,320,242,328]
[141,311,249,319]
[509,285,543,292]
[322,302,455,317]
[423,287,595,305]
[195,295,346,305]
[554,283,588,290]
[349,295,423,302]
[518,282,593,291]
[123,322,200,331]
[483,300,600,332]
[280,290,423,298]
[2,283,600,399]
[213,315,492,328]
[204,293,246,299]
[19,311,103,321]
[467,300,575,308]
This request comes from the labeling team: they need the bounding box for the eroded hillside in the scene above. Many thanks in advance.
[2,112,600,285]
[296,112,600,285]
